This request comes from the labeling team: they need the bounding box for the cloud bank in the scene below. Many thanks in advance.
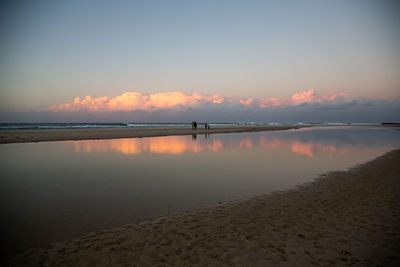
[1,89,399,123]
[47,89,349,112]
[47,92,225,112]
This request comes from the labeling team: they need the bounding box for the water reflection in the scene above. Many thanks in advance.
[70,136,223,154]
[70,127,395,158]
[1,127,400,255]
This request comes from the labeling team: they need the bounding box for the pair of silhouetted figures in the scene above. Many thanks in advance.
[191,121,210,130]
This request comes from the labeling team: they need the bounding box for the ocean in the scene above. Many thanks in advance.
[0,122,375,130]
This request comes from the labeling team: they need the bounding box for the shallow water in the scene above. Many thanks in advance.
[1,126,399,254]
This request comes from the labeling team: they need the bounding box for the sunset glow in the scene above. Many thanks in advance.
[46,92,225,112]
[69,134,390,158]
[1,0,399,123]
[2,1,400,265]
[47,89,350,112]
[71,137,223,155]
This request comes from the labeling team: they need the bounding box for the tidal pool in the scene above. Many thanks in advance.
[1,126,399,254]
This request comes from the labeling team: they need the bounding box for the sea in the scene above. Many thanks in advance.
[0,122,377,130]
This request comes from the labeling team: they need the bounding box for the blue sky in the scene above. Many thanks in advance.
[0,0,399,122]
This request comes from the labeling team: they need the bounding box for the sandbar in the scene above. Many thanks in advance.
[0,125,304,144]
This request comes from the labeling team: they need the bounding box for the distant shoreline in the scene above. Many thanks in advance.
[1,124,396,144]
[0,125,307,144]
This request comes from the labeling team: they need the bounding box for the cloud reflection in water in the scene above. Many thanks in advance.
[69,128,395,158]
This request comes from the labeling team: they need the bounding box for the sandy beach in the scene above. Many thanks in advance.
[2,0,399,265]
[0,126,306,144]
[5,148,399,266]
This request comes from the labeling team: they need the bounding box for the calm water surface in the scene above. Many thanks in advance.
[1,126,400,254]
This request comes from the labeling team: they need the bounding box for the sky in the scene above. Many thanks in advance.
[0,0,399,123]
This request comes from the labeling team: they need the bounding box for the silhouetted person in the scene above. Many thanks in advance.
[204,122,208,129]
[194,121,197,130]
[191,121,194,130]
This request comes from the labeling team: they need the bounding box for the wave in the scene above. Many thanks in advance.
[0,122,378,130]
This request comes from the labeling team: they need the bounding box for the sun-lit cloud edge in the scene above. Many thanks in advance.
[46,89,351,112]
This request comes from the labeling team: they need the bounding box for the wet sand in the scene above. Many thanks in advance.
[6,149,400,266]
[0,126,305,144]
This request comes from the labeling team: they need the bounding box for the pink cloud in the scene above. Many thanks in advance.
[291,89,349,104]
[47,92,225,112]
[291,89,319,104]
[47,89,351,112]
